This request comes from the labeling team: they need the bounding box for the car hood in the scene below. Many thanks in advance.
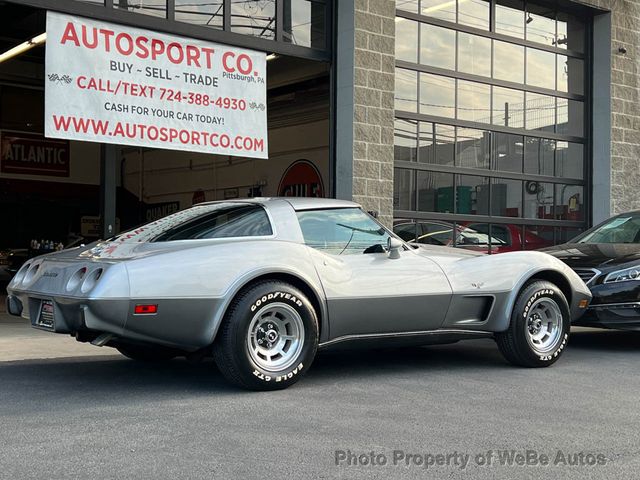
[540,243,640,271]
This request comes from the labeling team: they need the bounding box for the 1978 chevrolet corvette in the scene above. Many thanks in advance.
[6,198,591,390]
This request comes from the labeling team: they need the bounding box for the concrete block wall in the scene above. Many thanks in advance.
[351,0,396,227]
[578,0,640,215]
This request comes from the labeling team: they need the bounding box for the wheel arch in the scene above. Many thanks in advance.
[528,270,573,307]
[211,270,328,343]
[496,268,574,332]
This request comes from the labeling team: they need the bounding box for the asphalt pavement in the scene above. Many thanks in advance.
[1,302,639,479]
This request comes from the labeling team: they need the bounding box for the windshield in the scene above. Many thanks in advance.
[574,213,640,244]
[112,203,272,243]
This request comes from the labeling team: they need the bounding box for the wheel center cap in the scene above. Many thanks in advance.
[266,330,278,343]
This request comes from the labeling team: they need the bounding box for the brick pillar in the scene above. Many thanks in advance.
[335,0,396,227]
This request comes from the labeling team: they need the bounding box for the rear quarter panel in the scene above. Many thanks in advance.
[122,239,327,347]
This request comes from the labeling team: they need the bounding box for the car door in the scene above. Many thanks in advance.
[297,208,453,339]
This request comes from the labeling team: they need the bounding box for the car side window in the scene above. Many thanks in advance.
[297,208,391,255]
[394,223,418,242]
[152,204,272,241]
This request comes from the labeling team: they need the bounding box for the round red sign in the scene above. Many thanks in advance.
[278,160,324,197]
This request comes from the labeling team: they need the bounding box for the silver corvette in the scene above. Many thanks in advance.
[6,198,591,390]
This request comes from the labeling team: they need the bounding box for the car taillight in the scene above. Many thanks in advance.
[134,304,158,315]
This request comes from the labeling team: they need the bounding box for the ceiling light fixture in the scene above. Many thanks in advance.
[266,53,279,61]
[0,32,47,65]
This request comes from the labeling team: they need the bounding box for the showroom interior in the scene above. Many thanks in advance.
[0,0,332,255]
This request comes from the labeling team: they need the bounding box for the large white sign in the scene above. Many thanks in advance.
[45,12,267,158]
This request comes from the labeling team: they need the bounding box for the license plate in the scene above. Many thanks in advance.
[37,300,55,329]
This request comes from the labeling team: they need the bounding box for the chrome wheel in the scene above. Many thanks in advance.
[247,302,305,372]
[525,298,563,354]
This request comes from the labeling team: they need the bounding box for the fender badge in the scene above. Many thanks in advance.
[471,282,484,289]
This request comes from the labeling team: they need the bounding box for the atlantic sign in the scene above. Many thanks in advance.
[44,12,267,158]
[1,132,70,177]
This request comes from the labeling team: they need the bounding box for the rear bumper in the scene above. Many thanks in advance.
[6,291,223,350]
[6,291,128,336]
[574,302,640,331]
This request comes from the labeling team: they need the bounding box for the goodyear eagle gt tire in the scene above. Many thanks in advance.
[496,280,570,367]
[213,281,319,390]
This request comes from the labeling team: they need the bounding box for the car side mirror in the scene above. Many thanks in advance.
[387,237,403,259]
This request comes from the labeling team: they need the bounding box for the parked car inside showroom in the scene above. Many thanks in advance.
[541,211,640,330]
[394,220,551,253]
[6,198,591,390]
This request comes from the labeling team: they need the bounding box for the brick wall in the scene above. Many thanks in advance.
[352,0,396,227]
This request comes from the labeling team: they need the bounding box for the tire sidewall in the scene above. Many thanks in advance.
[512,282,570,366]
[229,283,318,389]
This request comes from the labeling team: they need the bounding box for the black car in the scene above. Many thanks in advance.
[541,211,640,330]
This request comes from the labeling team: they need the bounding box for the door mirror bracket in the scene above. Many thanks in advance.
[387,237,403,259]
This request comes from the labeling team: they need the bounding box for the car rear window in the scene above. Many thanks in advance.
[114,203,272,243]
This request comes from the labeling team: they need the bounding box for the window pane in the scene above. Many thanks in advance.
[395,68,418,113]
[457,80,490,123]
[458,0,489,30]
[525,92,556,133]
[556,226,584,244]
[457,32,491,77]
[417,171,454,212]
[524,137,555,176]
[231,0,276,39]
[456,128,489,169]
[418,222,455,246]
[457,223,492,248]
[492,86,524,128]
[557,99,584,137]
[495,132,523,173]
[418,121,434,163]
[420,23,456,70]
[397,0,419,13]
[458,175,489,214]
[283,0,326,48]
[491,178,522,217]
[524,181,554,219]
[558,56,584,95]
[420,73,455,117]
[175,0,223,28]
[394,118,418,162]
[396,18,419,63]
[434,124,455,166]
[493,41,524,83]
[555,184,584,221]
[394,168,416,210]
[495,0,524,38]
[556,141,584,179]
[394,220,418,242]
[525,5,556,47]
[526,48,556,90]
[557,11,585,53]
[115,0,166,18]
[524,225,554,249]
[421,0,456,23]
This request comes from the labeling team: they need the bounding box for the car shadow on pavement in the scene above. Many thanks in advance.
[309,339,509,381]
[0,356,237,401]
[569,328,640,352]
